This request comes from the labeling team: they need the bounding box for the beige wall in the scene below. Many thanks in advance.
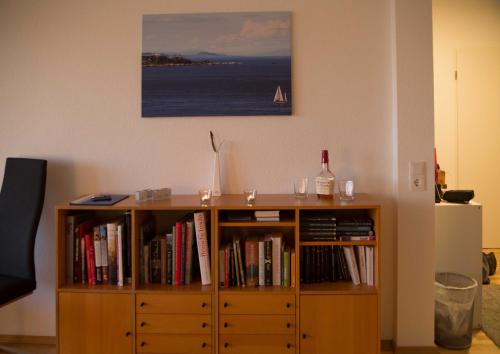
[0,0,435,346]
[433,0,500,189]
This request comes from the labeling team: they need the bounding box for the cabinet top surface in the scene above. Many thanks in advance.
[56,193,380,210]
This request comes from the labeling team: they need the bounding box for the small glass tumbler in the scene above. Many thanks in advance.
[339,180,355,201]
[294,177,308,199]
[198,188,212,205]
[243,189,257,204]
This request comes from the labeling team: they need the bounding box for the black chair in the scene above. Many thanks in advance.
[0,158,46,306]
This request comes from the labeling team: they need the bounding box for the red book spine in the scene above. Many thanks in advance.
[224,246,229,288]
[84,234,96,285]
[175,222,182,285]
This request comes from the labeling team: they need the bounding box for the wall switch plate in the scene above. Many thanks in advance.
[409,161,426,191]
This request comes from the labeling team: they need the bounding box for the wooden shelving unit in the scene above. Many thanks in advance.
[56,194,381,354]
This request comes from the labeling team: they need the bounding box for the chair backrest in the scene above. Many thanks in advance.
[0,158,47,280]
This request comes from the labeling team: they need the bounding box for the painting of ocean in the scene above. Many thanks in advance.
[142,12,292,117]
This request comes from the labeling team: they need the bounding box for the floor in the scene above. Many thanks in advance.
[1,250,499,354]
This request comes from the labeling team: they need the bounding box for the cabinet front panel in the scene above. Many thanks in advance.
[219,334,295,354]
[137,314,211,334]
[219,294,295,315]
[219,315,295,334]
[137,334,212,354]
[136,294,212,314]
[300,295,378,354]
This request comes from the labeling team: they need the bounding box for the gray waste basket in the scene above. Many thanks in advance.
[435,272,478,349]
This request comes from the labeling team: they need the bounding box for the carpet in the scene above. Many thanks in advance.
[482,284,500,347]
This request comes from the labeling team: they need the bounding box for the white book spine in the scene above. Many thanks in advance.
[343,246,360,285]
[366,247,374,286]
[258,241,265,286]
[117,224,124,287]
[272,235,282,286]
[356,246,367,284]
[194,212,211,285]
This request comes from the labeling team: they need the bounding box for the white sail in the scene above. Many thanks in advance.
[273,85,286,103]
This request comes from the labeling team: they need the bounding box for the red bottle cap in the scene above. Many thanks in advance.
[321,150,329,164]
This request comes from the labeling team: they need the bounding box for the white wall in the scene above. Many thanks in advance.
[0,0,436,346]
[433,0,500,189]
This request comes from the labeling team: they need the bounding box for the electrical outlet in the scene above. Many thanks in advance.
[409,161,426,192]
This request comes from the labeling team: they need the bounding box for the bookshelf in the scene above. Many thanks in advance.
[56,194,380,354]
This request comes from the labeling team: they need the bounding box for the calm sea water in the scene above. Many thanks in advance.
[141,56,292,117]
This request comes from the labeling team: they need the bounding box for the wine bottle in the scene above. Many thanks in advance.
[315,150,335,199]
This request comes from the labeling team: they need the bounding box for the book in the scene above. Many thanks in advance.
[124,212,132,284]
[66,214,90,284]
[256,217,280,222]
[232,239,240,287]
[245,238,258,287]
[70,194,129,206]
[264,237,272,285]
[224,245,230,288]
[271,234,282,286]
[84,234,96,285]
[180,222,186,285]
[356,246,367,284]
[236,238,246,286]
[343,246,360,285]
[74,219,94,283]
[258,240,265,286]
[144,244,150,284]
[93,226,102,284]
[139,219,155,284]
[150,235,162,284]
[283,246,291,287]
[255,210,280,218]
[366,246,374,286]
[166,233,173,285]
[219,248,225,287]
[185,221,194,285]
[161,236,167,285]
[175,222,182,285]
[80,237,86,283]
[99,224,109,283]
[291,249,296,288]
[117,224,124,286]
[172,226,176,285]
[107,223,118,284]
[194,212,211,285]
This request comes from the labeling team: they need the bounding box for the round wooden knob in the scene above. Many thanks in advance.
[125,331,131,337]
[224,343,229,348]
[202,322,207,328]
[286,323,291,328]
[202,342,207,348]
[286,302,291,308]
[224,322,228,328]
[302,334,307,339]
[140,322,145,327]
[140,302,145,307]
[287,343,292,349]
[223,302,229,308]
[201,302,207,308]
[140,342,146,347]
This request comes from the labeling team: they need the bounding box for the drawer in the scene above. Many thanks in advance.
[219,334,295,354]
[219,315,295,334]
[137,334,212,354]
[137,314,211,334]
[219,294,295,315]
[136,294,211,314]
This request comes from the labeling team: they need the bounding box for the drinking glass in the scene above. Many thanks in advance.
[243,189,257,204]
[339,180,355,201]
[294,177,308,199]
[198,188,212,205]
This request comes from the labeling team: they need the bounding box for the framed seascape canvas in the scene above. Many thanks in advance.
[142,12,292,117]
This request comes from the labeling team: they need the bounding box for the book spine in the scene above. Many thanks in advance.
[291,248,296,288]
[356,246,367,284]
[283,247,290,287]
[161,237,167,285]
[224,246,229,288]
[232,240,240,287]
[180,223,186,285]
[144,245,150,284]
[236,239,246,286]
[166,233,173,285]
[264,239,272,286]
[194,212,211,285]
[245,239,258,287]
[172,226,176,285]
[185,221,194,285]
[81,236,86,284]
[219,248,225,288]
[343,246,360,285]
[117,224,124,287]
[151,238,161,284]
[258,241,265,286]
[73,225,81,283]
[107,223,118,284]
[93,227,102,285]
[366,246,374,286]
[66,216,75,284]
[230,246,236,287]
[272,235,282,286]
[99,225,109,284]
[84,234,96,285]
[175,222,182,285]
[124,212,132,283]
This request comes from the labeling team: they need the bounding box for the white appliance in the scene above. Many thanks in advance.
[435,201,482,328]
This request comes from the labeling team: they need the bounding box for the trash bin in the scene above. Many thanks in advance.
[435,272,478,349]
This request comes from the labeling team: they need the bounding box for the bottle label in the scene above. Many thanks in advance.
[315,177,334,195]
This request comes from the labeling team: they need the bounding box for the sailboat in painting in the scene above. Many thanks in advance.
[273,85,288,104]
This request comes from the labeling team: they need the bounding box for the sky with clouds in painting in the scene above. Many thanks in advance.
[143,12,291,56]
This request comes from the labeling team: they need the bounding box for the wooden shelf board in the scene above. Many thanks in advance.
[136,282,212,293]
[219,221,295,228]
[218,286,296,294]
[58,284,132,293]
[299,282,378,295]
[300,240,376,246]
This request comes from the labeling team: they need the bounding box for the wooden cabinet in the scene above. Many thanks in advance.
[300,295,378,354]
[56,194,380,354]
[58,292,133,354]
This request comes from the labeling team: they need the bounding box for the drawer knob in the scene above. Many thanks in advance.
[202,342,207,348]
[302,333,307,339]
[202,322,207,328]
[201,302,207,308]
[287,343,292,349]
[140,321,146,327]
[223,302,229,308]
[224,322,228,328]
[125,331,131,337]
[224,342,229,348]
[140,302,145,307]
[286,323,291,328]
[140,342,146,347]
[286,302,291,308]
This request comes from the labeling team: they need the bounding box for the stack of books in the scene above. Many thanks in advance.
[300,245,374,286]
[255,210,280,222]
[337,216,375,240]
[219,234,295,288]
[66,212,132,286]
[139,212,211,286]
[300,213,337,241]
